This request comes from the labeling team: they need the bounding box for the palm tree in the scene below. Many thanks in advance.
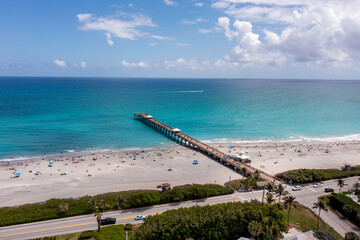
[313,200,328,230]
[117,196,125,210]
[276,184,288,202]
[263,183,274,203]
[353,182,360,193]
[88,198,97,213]
[94,208,102,232]
[283,196,296,225]
[59,202,69,214]
[248,220,263,239]
[337,179,346,193]
[99,199,108,212]
[265,194,275,205]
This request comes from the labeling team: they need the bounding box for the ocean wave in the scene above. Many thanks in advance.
[201,133,360,144]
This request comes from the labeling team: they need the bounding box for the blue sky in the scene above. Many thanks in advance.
[1,0,360,79]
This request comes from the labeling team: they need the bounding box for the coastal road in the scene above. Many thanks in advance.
[1,177,359,239]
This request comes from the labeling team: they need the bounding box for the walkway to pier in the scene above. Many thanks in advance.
[134,113,281,184]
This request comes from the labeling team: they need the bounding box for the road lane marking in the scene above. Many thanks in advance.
[307,187,317,192]
[0,212,163,238]
[0,221,97,238]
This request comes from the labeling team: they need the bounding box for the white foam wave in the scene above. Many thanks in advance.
[161,90,204,93]
[201,133,360,145]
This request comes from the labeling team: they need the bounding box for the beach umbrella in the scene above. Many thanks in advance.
[10,166,15,169]
[15,173,21,176]
[49,162,54,164]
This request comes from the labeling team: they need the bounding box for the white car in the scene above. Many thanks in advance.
[313,183,323,188]
[135,215,147,220]
[292,186,302,191]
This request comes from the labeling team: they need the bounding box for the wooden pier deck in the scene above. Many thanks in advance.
[134,113,281,184]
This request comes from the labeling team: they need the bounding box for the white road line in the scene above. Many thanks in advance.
[306,186,317,192]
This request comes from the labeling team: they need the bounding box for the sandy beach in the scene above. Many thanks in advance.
[1,140,359,207]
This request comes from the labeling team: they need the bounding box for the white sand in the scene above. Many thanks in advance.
[215,141,360,175]
[0,145,240,207]
[1,140,359,207]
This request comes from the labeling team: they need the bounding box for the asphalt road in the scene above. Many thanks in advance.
[1,177,359,240]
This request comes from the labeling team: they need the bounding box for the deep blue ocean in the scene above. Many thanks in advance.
[1,77,360,160]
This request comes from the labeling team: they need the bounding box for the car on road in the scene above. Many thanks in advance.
[324,188,334,193]
[100,217,116,225]
[313,183,323,188]
[268,191,278,196]
[292,186,302,191]
[135,215,147,220]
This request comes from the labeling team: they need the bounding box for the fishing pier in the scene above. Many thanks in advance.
[134,113,281,184]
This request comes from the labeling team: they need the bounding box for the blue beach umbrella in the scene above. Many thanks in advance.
[49,162,54,164]
[15,173,21,176]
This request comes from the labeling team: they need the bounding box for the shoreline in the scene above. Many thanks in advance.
[1,139,360,207]
[2,133,360,163]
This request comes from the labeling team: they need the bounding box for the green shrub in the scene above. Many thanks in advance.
[79,230,96,239]
[276,166,360,183]
[124,223,132,231]
[313,230,338,240]
[134,201,287,240]
[345,232,360,240]
[95,225,128,240]
[0,184,233,226]
[328,193,360,227]
[224,178,259,191]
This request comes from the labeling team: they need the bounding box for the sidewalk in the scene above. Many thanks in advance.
[300,200,360,237]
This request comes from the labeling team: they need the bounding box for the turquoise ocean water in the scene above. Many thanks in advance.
[1,77,360,160]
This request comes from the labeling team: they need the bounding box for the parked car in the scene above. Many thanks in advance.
[135,215,147,220]
[292,186,302,191]
[100,217,116,225]
[313,183,323,188]
[324,188,334,193]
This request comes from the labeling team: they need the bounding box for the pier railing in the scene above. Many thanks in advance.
[134,113,282,184]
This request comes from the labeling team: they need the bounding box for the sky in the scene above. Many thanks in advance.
[1,0,360,79]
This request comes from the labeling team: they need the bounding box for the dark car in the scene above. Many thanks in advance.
[324,188,334,193]
[100,217,116,225]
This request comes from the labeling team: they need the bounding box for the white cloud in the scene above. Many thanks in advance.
[165,58,210,71]
[121,60,149,68]
[54,59,66,67]
[77,13,92,22]
[148,43,158,47]
[194,3,204,7]
[77,13,170,44]
[198,28,212,34]
[215,59,238,69]
[163,0,177,6]
[80,61,87,68]
[175,43,190,47]
[105,33,114,46]
[213,0,360,67]
[181,18,209,25]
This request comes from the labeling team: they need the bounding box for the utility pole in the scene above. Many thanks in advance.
[262,186,265,203]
